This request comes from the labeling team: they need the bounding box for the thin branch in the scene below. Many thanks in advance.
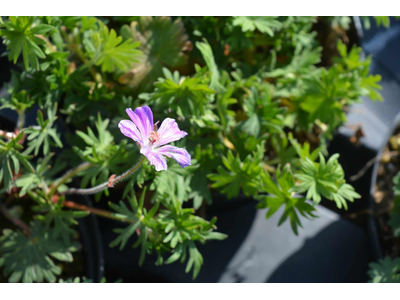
[350,151,399,182]
[0,203,32,237]
[49,162,94,195]
[16,110,25,132]
[62,156,145,195]
[62,200,134,224]
[343,207,393,219]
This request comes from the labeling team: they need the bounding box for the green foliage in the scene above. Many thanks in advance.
[0,15,386,282]
[24,103,63,155]
[361,16,397,30]
[141,68,217,127]
[233,16,281,36]
[0,221,77,283]
[73,114,133,200]
[256,164,317,235]
[288,133,321,162]
[208,143,264,199]
[0,132,34,192]
[290,154,361,209]
[368,257,400,283]
[93,23,141,73]
[120,16,188,90]
[0,90,35,113]
[239,87,285,137]
[158,198,226,279]
[31,192,89,245]
[150,162,195,204]
[14,154,53,196]
[0,16,53,70]
[196,40,226,93]
[335,40,383,101]
[109,189,226,278]
[108,188,159,262]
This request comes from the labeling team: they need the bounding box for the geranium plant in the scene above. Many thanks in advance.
[0,16,387,282]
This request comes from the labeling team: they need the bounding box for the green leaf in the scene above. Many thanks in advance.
[120,16,188,91]
[233,16,281,36]
[142,68,216,126]
[290,154,360,209]
[393,171,400,196]
[362,74,383,101]
[0,132,34,191]
[34,195,88,245]
[94,23,141,73]
[185,241,203,279]
[150,162,195,204]
[196,40,226,93]
[74,114,136,200]
[256,164,317,235]
[0,90,35,112]
[0,16,53,70]
[0,221,77,283]
[208,143,265,199]
[239,87,285,137]
[288,132,321,162]
[335,40,383,102]
[368,257,400,283]
[158,199,226,278]
[108,188,157,263]
[24,103,63,156]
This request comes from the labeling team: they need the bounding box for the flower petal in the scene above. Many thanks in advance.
[156,145,191,168]
[126,106,153,144]
[140,146,168,171]
[118,120,143,145]
[157,118,188,145]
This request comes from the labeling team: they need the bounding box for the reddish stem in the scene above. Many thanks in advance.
[62,200,134,223]
[0,204,32,237]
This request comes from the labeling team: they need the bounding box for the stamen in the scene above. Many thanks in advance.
[153,121,160,131]
[149,131,161,144]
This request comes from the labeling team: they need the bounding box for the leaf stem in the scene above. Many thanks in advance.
[60,26,103,83]
[49,162,94,195]
[62,200,134,223]
[62,156,145,195]
[0,203,32,237]
[17,110,25,132]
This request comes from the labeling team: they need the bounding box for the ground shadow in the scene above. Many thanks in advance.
[266,219,370,283]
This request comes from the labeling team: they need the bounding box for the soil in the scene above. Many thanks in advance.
[373,123,400,258]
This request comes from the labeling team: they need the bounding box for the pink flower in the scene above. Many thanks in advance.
[118,106,191,171]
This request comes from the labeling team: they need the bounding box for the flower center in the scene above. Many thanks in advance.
[149,131,161,144]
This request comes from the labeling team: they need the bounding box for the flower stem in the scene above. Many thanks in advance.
[49,162,94,195]
[0,203,32,237]
[62,200,134,223]
[17,110,25,132]
[60,26,103,83]
[62,156,145,196]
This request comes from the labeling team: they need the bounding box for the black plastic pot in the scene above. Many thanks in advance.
[329,17,400,263]
[99,194,371,283]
